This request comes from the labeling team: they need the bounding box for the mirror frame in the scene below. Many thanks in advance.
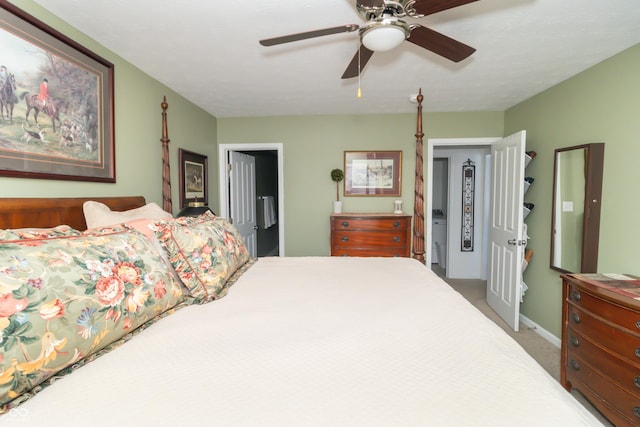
[550,143,605,273]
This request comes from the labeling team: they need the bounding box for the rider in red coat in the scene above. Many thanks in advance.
[37,78,49,110]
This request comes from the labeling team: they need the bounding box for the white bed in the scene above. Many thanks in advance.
[0,256,602,426]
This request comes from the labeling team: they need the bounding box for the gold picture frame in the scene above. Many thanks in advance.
[0,3,115,182]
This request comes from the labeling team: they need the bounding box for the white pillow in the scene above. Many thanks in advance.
[83,201,173,229]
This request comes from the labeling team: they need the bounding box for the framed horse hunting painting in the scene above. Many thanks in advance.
[0,3,115,182]
[178,148,208,209]
[344,150,402,197]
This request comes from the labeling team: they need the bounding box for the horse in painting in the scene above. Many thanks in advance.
[0,74,17,124]
[20,91,68,133]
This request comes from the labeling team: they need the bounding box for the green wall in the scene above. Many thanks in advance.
[218,112,503,256]
[505,43,640,337]
[8,0,638,340]
[1,0,217,215]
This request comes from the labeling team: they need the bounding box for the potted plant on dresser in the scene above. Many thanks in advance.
[330,168,344,213]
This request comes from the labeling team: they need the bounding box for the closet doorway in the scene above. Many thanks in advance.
[218,143,285,257]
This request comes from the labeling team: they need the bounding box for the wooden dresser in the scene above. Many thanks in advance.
[330,213,411,257]
[561,273,640,426]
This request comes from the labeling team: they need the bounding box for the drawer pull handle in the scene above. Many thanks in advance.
[570,336,580,347]
[341,221,349,228]
[569,359,580,371]
[636,320,640,330]
[571,312,581,324]
[634,407,640,419]
[392,236,400,242]
[634,377,640,389]
[570,290,581,302]
[393,221,400,228]
[341,236,349,242]
[635,348,640,359]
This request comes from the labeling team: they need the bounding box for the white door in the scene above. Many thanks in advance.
[228,151,257,257]
[487,131,526,332]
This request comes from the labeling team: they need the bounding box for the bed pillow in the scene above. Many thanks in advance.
[0,226,185,410]
[83,200,172,229]
[154,212,250,302]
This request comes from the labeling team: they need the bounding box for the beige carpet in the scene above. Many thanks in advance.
[444,277,613,426]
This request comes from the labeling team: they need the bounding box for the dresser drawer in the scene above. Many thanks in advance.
[332,247,408,257]
[568,326,640,398]
[333,230,408,248]
[568,285,640,332]
[566,354,640,425]
[567,304,640,363]
[334,217,409,231]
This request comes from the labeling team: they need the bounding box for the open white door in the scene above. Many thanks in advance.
[228,151,257,257]
[487,131,526,332]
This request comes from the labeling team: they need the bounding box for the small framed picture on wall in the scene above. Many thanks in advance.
[178,148,208,209]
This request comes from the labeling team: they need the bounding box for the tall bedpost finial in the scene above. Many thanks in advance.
[412,88,426,262]
[161,96,172,213]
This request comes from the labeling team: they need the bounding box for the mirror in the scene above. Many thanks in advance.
[550,143,604,273]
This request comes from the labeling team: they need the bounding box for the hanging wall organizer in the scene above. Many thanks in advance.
[461,159,475,251]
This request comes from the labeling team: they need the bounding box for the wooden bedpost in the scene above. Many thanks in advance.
[412,89,425,263]
[160,96,172,213]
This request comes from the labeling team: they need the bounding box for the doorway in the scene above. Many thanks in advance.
[427,133,527,332]
[218,143,285,257]
[427,138,499,280]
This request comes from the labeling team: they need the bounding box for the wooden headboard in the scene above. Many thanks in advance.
[0,196,146,231]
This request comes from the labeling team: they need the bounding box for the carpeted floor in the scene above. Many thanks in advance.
[444,276,613,426]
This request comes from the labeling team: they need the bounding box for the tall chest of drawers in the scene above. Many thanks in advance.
[330,213,411,257]
[561,273,640,426]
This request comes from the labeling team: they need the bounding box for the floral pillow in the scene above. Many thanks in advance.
[154,212,250,303]
[0,226,185,410]
[0,224,80,241]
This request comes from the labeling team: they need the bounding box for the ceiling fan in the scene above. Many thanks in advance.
[259,0,479,79]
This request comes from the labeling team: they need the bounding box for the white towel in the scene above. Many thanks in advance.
[258,196,276,229]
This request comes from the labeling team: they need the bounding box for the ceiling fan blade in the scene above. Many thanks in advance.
[407,25,475,62]
[412,0,479,16]
[259,24,359,46]
[341,45,375,79]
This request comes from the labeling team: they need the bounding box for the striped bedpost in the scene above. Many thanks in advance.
[412,89,425,263]
[160,96,172,214]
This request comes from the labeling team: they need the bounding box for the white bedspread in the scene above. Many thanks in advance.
[0,257,602,426]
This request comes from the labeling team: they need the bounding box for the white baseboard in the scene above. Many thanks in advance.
[519,313,561,348]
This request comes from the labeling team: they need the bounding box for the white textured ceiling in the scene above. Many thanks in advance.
[31,0,640,118]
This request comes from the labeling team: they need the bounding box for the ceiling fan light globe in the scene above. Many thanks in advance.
[362,25,406,51]
[361,17,409,52]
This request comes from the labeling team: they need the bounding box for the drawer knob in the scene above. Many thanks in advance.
[634,407,640,419]
[571,312,581,324]
[634,377,640,389]
[393,221,400,228]
[635,348,640,359]
[570,336,580,347]
[393,236,400,242]
[341,221,349,228]
[636,320,640,330]
[341,236,349,242]
[569,359,580,371]
[570,290,581,302]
